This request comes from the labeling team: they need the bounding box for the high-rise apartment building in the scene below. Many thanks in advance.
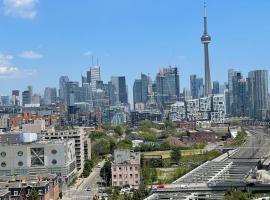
[190,75,204,99]
[12,90,20,106]
[156,67,180,107]
[133,73,149,108]
[231,72,249,117]
[248,70,269,120]
[111,76,128,104]
[22,90,31,106]
[212,81,220,94]
[227,69,240,115]
[44,87,57,105]
[90,65,101,91]
[66,81,79,106]
[59,76,69,102]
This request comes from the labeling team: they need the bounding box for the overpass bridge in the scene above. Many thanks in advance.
[146,128,270,199]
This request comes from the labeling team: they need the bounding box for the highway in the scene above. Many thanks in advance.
[146,127,270,200]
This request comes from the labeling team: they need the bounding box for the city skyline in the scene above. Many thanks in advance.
[0,0,270,99]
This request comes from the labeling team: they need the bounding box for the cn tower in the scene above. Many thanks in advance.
[201,0,212,96]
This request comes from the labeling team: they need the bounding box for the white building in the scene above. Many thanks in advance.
[170,101,186,122]
[22,120,46,134]
[170,94,226,124]
[43,127,91,174]
[90,65,101,91]
[0,139,77,184]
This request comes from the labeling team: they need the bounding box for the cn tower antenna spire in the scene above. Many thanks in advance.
[201,0,212,96]
[204,0,207,17]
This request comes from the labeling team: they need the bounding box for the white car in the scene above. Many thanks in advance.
[180,185,188,189]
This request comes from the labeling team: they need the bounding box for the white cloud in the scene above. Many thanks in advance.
[19,50,43,59]
[0,52,35,79]
[84,51,93,57]
[0,66,18,75]
[3,0,38,19]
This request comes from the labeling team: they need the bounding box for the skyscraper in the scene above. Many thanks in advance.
[133,73,149,107]
[156,67,180,107]
[190,75,204,99]
[90,65,101,91]
[44,87,57,105]
[201,1,212,96]
[59,76,69,102]
[111,76,128,104]
[12,90,20,106]
[133,79,142,107]
[231,72,249,117]
[66,81,79,106]
[248,70,269,120]
[212,81,220,94]
[228,69,240,115]
[22,90,31,106]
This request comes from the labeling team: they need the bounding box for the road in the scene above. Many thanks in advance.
[63,160,105,200]
[231,128,270,159]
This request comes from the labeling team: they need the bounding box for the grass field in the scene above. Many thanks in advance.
[142,149,208,159]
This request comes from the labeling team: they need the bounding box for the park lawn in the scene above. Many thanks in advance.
[142,149,207,159]
[156,167,191,184]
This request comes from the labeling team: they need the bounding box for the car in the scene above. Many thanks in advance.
[97,163,101,168]
[157,184,165,189]
[180,184,188,189]
[85,188,91,191]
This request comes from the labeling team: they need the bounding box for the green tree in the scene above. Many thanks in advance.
[142,167,157,185]
[29,190,39,200]
[100,161,112,186]
[82,160,94,177]
[223,189,251,200]
[114,125,123,136]
[171,147,181,163]
[117,139,132,149]
[92,138,112,156]
[140,120,153,131]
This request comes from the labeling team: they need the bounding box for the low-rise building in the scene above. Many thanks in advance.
[0,189,10,200]
[131,110,162,126]
[22,119,46,133]
[111,150,141,187]
[0,175,59,200]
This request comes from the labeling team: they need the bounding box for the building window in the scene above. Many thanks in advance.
[52,159,57,165]
[135,174,138,178]
[119,174,122,178]
[130,174,133,177]
[17,151,23,156]
[114,167,116,171]
[30,148,45,167]
[18,161,24,167]
[0,152,6,157]
[51,149,57,154]
[135,167,138,171]
[119,167,122,170]
[1,162,6,167]
[114,175,116,178]
[130,167,132,170]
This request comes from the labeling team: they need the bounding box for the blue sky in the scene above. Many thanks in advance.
[0,0,269,100]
